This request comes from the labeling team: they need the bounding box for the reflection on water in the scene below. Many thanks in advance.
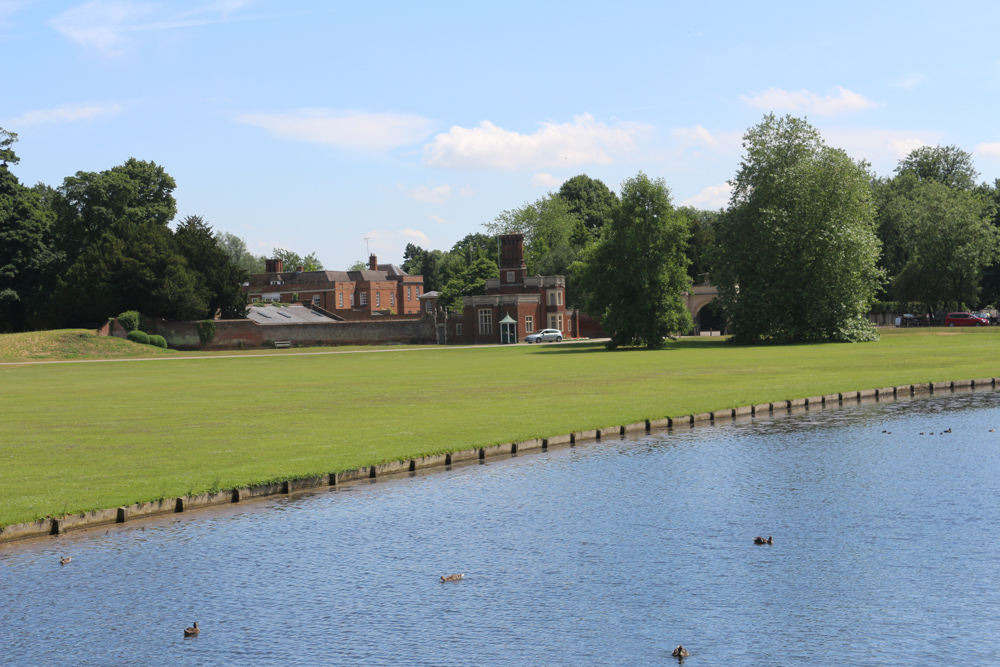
[4,392,1000,666]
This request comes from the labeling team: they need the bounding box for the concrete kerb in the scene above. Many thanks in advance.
[5,375,1000,546]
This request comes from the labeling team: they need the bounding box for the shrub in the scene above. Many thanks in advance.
[118,310,141,332]
[148,334,167,349]
[197,320,216,346]
[127,330,150,345]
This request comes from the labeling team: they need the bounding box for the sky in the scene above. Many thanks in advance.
[3,1,1000,270]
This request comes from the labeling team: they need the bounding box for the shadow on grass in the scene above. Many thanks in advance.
[529,338,732,355]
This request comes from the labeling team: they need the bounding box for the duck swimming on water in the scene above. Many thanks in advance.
[59,556,71,565]
[184,622,199,637]
[672,645,690,658]
[440,573,464,583]
[753,536,773,545]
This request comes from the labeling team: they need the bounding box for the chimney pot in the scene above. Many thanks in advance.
[296,266,304,273]
[369,254,378,271]
[265,258,284,273]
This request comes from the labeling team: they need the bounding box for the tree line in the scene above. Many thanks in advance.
[0,128,323,332]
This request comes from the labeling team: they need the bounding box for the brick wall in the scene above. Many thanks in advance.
[147,316,437,350]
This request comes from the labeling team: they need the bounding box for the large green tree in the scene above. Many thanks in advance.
[557,174,618,237]
[216,232,265,274]
[0,131,61,331]
[712,114,884,343]
[175,216,249,319]
[895,145,979,191]
[891,181,998,310]
[574,172,691,349]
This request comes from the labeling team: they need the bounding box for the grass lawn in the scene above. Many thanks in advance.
[2,327,999,527]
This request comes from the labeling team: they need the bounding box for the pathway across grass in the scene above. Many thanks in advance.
[2,327,999,527]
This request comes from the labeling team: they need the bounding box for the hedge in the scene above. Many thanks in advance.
[148,334,167,349]
[126,330,150,345]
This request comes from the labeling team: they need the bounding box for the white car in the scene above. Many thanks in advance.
[525,328,563,343]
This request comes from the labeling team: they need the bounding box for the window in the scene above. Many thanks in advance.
[426,300,434,314]
[557,291,563,306]
[548,313,564,330]
[250,296,259,302]
[390,293,394,307]
[525,316,534,333]
[350,293,355,307]
[360,292,367,306]
[416,286,421,297]
[455,323,462,336]
[407,286,411,300]
[507,271,515,282]
[375,292,380,307]
[338,292,344,308]
[479,308,492,334]
[270,280,283,285]
[547,292,555,306]
[312,295,321,305]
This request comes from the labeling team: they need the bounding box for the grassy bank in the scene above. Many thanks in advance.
[2,327,999,527]
[0,329,177,361]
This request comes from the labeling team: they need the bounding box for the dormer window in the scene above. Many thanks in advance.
[270,280,282,285]
[507,271,515,282]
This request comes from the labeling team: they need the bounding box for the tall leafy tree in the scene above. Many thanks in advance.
[677,207,720,284]
[712,114,884,343]
[271,247,323,271]
[891,182,998,310]
[558,174,618,237]
[895,145,979,191]
[574,172,691,349]
[216,232,265,274]
[175,216,249,319]
[0,130,61,331]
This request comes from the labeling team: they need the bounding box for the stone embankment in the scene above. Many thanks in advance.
[2,377,995,545]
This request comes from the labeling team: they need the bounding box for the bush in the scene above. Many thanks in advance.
[118,310,141,332]
[197,320,216,346]
[127,330,150,345]
[148,334,167,349]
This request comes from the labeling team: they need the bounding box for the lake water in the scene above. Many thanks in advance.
[4,390,1000,666]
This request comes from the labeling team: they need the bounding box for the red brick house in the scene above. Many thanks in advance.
[246,255,424,317]
[456,234,566,343]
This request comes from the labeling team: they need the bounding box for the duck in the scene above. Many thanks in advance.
[59,556,71,565]
[672,645,690,658]
[943,428,952,434]
[184,622,200,637]
[440,573,464,583]
[753,536,773,545]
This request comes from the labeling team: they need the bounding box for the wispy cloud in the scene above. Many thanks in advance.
[429,215,453,225]
[822,128,944,162]
[7,101,125,126]
[364,228,430,258]
[741,86,881,115]
[531,173,564,188]
[49,0,257,56]
[424,113,650,170]
[398,183,452,203]
[237,109,436,152]
[680,183,732,209]
[894,73,925,90]
[976,142,1000,159]
[671,125,742,152]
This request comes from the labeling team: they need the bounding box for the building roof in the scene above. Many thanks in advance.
[247,267,422,289]
[247,304,337,325]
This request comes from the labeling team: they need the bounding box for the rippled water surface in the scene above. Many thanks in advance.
[4,391,1000,666]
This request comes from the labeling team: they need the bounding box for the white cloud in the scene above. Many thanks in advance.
[976,142,1000,159]
[894,74,924,90]
[429,215,453,225]
[680,183,732,209]
[398,183,451,203]
[237,109,436,152]
[364,228,431,259]
[424,113,650,170]
[822,128,944,162]
[671,125,742,152]
[49,0,256,56]
[741,86,881,115]
[7,102,125,126]
[531,173,564,188]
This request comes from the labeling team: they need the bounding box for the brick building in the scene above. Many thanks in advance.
[456,233,566,344]
[245,255,424,317]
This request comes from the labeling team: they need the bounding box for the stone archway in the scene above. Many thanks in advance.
[683,284,723,334]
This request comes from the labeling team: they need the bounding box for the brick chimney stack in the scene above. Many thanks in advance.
[499,233,527,284]
[369,254,378,271]
[295,265,304,273]
[265,258,284,273]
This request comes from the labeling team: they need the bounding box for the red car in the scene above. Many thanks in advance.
[945,312,989,327]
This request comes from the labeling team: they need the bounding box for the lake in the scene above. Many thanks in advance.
[3,389,1000,666]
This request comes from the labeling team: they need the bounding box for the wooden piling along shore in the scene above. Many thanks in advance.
[3,377,997,545]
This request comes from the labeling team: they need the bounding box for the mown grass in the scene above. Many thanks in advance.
[2,327,999,527]
[0,329,176,361]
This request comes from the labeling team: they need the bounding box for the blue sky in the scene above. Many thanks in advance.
[3,1,999,269]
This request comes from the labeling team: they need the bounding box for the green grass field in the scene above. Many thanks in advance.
[2,327,999,527]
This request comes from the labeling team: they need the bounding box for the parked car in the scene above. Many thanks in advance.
[525,328,563,343]
[945,312,989,327]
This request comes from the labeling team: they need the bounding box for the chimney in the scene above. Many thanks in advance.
[295,266,304,273]
[265,258,284,273]
[369,254,378,271]
[499,234,527,270]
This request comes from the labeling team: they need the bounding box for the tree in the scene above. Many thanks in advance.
[175,216,249,319]
[574,172,691,349]
[558,174,618,236]
[0,128,19,167]
[677,207,720,284]
[711,114,884,343]
[437,256,499,311]
[0,159,60,331]
[216,232,264,274]
[272,247,323,271]
[891,181,998,311]
[347,260,367,271]
[895,145,979,191]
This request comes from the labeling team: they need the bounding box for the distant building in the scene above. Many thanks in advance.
[456,233,566,344]
[245,255,424,317]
